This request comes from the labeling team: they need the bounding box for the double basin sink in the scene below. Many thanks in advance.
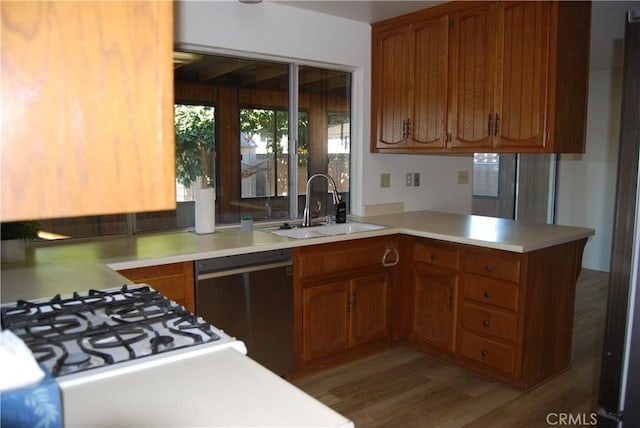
[268,222,386,239]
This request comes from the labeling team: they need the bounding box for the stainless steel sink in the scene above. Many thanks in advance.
[270,222,386,239]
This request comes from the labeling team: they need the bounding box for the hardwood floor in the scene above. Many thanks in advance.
[293,269,608,427]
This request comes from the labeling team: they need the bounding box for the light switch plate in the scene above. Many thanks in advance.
[413,173,420,187]
[380,173,391,188]
[406,173,413,187]
[458,170,470,185]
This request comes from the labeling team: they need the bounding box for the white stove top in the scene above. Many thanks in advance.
[0,285,246,384]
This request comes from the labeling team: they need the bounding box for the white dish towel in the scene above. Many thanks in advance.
[0,329,44,391]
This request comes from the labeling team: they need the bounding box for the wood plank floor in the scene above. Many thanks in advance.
[293,269,608,428]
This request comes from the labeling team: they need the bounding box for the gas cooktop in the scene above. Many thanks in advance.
[1,285,242,379]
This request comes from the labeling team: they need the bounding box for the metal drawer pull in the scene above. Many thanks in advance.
[482,319,490,327]
[483,290,490,298]
[481,349,488,357]
[485,264,495,272]
[430,252,438,261]
[382,245,400,267]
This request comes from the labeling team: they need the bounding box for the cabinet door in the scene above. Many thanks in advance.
[302,282,350,361]
[118,262,195,313]
[448,3,497,149]
[350,272,389,347]
[372,26,410,149]
[494,1,550,150]
[411,265,458,351]
[1,1,175,221]
[408,15,450,149]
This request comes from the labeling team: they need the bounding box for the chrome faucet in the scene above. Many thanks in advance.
[302,173,340,227]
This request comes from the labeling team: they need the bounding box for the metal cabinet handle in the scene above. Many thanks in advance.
[430,252,438,261]
[402,118,412,139]
[382,245,400,267]
[482,319,490,327]
[485,264,495,273]
[481,349,488,358]
[483,290,490,299]
[488,113,493,136]
[494,113,500,136]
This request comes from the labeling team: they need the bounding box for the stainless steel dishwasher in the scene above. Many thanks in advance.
[195,249,293,376]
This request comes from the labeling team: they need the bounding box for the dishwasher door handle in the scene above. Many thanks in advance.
[197,261,292,280]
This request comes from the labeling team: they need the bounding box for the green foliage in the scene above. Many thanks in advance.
[175,105,215,187]
[239,109,310,158]
[175,106,311,187]
[1,221,41,241]
[240,109,288,156]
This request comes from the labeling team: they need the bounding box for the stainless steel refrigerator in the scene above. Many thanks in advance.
[597,8,640,427]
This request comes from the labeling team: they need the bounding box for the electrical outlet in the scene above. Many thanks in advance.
[406,173,413,187]
[380,173,391,188]
[458,170,470,185]
[413,173,420,187]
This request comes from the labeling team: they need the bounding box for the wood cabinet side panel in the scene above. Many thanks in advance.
[548,1,591,153]
[1,1,175,221]
[520,240,583,388]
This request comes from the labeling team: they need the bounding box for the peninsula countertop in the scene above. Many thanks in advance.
[0,210,594,303]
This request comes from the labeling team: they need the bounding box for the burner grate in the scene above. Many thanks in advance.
[1,285,221,377]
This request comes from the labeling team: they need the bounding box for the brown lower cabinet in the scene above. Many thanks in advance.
[117,262,195,313]
[410,240,461,353]
[406,236,587,389]
[292,236,401,377]
[302,272,389,361]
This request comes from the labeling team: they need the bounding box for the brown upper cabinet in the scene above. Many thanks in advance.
[371,1,591,154]
[1,1,175,221]
[373,15,449,150]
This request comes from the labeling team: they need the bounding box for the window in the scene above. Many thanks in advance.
[34,53,352,240]
[472,153,500,198]
[327,111,350,195]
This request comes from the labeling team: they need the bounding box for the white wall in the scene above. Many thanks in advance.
[175,1,472,217]
[556,1,635,271]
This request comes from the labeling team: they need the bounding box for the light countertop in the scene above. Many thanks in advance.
[1,210,594,303]
[62,347,353,428]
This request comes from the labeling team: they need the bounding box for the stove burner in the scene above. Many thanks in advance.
[1,285,224,378]
[64,352,91,367]
[150,335,174,353]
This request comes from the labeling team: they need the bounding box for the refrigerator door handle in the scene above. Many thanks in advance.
[597,408,624,424]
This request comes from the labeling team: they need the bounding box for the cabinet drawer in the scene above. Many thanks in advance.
[463,274,518,312]
[464,252,520,282]
[461,303,517,342]
[413,241,459,270]
[297,237,399,278]
[459,331,515,374]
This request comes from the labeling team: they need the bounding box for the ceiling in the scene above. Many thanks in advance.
[271,1,442,24]
[174,53,352,96]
